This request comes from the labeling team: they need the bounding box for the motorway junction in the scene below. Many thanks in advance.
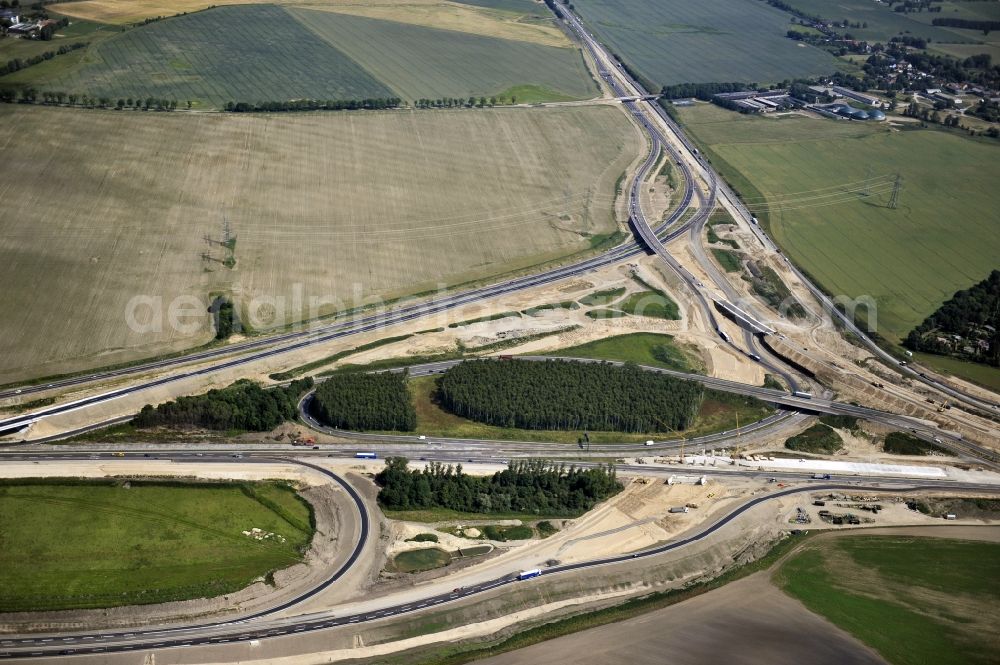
[1,3,999,664]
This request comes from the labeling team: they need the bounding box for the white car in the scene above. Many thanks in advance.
[418,435,427,440]
[645,440,655,446]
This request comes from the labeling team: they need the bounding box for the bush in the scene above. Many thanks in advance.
[536,520,559,537]
[784,423,843,454]
[406,533,439,543]
[883,432,953,456]
[819,415,859,431]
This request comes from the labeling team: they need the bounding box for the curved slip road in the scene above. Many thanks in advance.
[0,457,370,658]
[2,459,997,659]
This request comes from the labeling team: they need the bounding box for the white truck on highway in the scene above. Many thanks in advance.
[518,569,542,580]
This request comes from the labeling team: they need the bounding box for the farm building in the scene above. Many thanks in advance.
[7,21,38,37]
[821,103,885,121]
[713,89,797,114]
[830,86,881,108]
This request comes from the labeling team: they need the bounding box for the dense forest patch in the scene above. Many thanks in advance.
[435,359,704,432]
[134,378,313,431]
[376,457,621,515]
[310,371,416,432]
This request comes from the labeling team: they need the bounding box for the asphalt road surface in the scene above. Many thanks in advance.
[1,454,996,659]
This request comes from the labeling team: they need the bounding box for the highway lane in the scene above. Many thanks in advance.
[556,3,998,417]
[565,7,805,394]
[2,457,997,659]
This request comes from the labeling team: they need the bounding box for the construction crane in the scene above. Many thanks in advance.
[651,415,683,464]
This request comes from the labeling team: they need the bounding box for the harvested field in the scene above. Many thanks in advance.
[476,571,885,665]
[0,104,638,382]
[37,4,593,107]
[48,6,394,108]
[288,9,597,102]
[50,0,568,48]
[50,0,272,24]
[304,0,571,47]
[572,0,839,87]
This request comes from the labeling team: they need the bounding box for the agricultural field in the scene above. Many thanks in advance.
[0,104,637,382]
[777,536,1000,665]
[784,0,985,43]
[288,8,597,102]
[27,3,595,107]
[49,0,566,47]
[47,6,392,108]
[571,0,839,87]
[677,104,1000,349]
[782,0,1000,61]
[0,480,313,612]
[302,0,571,47]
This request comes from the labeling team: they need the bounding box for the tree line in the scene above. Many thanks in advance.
[436,359,704,433]
[932,17,1000,34]
[1,40,85,77]
[310,371,416,432]
[375,456,621,515]
[224,97,402,113]
[0,87,182,110]
[661,81,753,100]
[414,95,515,109]
[134,378,313,431]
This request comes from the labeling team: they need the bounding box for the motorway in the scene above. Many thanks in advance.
[559,5,999,415]
[3,450,998,659]
[3,2,997,448]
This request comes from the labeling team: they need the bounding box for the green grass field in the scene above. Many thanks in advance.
[913,352,1000,393]
[289,8,598,103]
[777,536,1000,665]
[51,5,394,106]
[0,480,313,612]
[550,332,703,373]
[678,105,1000,348]
[572,0,839,87]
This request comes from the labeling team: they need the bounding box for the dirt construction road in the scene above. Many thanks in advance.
[475,571,886,665]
